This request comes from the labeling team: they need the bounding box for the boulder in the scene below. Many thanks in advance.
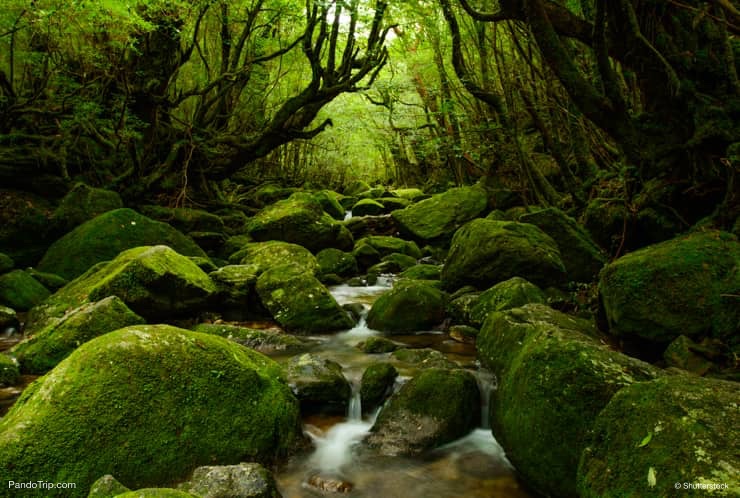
[343,215,399,239]
[208,265,260,311]
[581,198,628,252]
[344,180,371,196]
[390,188,427,201]
[441,219,566,291]
[398,264,441,281]
[37,209,207,280]
[115,490,197,497]
[181,463,281,498]
[448,324,478,344]
[0,253,14,273]
[390,348,459,370]
[392,186,488,243]
[378,197,410,211]
[366,368,480,455]
[578,376,740,497]
[360,363,398,411]
[662,335,716,375]
[139,205,224,234]
[477,304,661,497]
[246,193,351,252]
[469,277,546,326]
[316,249,358,277]
[286,353,351,414]
[0,305,19,332]
[366,281,446,334]
[50,183,123,235]
[87,475,130,497]
[0,270,50,311]
[356,336,400,354]
[255,265,354,334]
[446,290,481,325]
[192,323,310,354]
[25,268,69,291]
[231,241,319,275]
[312,190,345,220]
[599,230,739,345]
[0,354,19,387]
[0,325,302,497]
[352,198,385,217]
[519,207,606,282]
[248,184,298,208]
[352,236,422,269]
[12,296,145,374]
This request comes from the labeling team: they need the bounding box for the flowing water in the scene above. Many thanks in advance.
[273,279,534,498]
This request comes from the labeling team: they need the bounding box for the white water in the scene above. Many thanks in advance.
[344,210,353,220]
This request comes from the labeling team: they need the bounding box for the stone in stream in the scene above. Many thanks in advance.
[37,208,207,281]
[0,324,303,497]
[180,463,282,498]
[352,198,385,217]
[577,375,740,497]
[477,304,662,497]
[231,241,319,275]
[139,205,225,234]
[286,353,352,415]
[192,323,311,354]
[360,362,398,411]
[448,324,479,344]
[390,347,460,370]
[316,248,358,278]
[352,235,422,270]
[366,368,480,456]
[441,219,566,292]
[0,354,19,387]
[356,336,400,354]
[469,277,546,327]
[312,190,346,220]
[208,265,264,319]
[114,490,198,497]
[0,305,19,332]
[0,269,50,311]
[88,475,130,497]
[366,280,446,334]
[398,264,442,281]
[306,474,353,494]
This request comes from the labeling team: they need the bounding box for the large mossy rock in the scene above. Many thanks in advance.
[208,265,260,309]
[477,304,661,497]
[352,198,386,217]
[0,269,50,311]
[0,189,55,267]
[37,209,207,280]
[352,236,421,270]
[0,354,19,387]
[50,183,123,235]
[313,190,346,220]
[578,375,740,497]
[180,463,282,498]
[366,368,480,456]
[286,353,351,414]
[398,264,441,281]
[599,230,740,346]
[519,207,606,282]
[360,362,398,411]
[246,193,351,252]
[115,489,198,497]
[256,265,353,334]
[0,324,302,497]
[192,323,310,354]
[316,248,358,277]
[139,205,225,234]
[441,219,566,291]
[392,186,487,243]
[232,241,319,275]
[28,246,216,330]
[366,281,446,334]
[469,277,546,326]
[12,296,145,374]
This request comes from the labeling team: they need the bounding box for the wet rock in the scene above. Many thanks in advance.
[360,362,398,410]
[448,325,478,344]
[352,236,422,270]
[0,325,302,496]
[88,475,130,497]
[343,214,399,239]
[446,291,481,325]
[306,474,354,494]
[192,323,311,354]
[442,219,566,293]
[344,180,371,196]
[356,336,400,354]
[390,188,427,201]
[50,183,123,236]
[578,376,740,497]
[209,265,260,311]
[469,277,546,326]
[390,348,459,370]
[378,197,410,211]
[317,249,358,278]
[286,353,351,414]
[312,190,345,220]
[352,198,385,217]
[367,368,480,455]
[398,264,442,281]
[341,303,365,323]
[367,281,446,334]
[0,354,19,387]
[231,241,319,275]
[0,270,50,311]
[182,463,281,498]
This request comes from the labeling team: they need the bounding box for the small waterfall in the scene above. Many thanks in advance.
[474,367,497,430]
[347,383,362,421]
[344,210,352,220]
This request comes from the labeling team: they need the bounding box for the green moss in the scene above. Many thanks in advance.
[37,209,207,280]
[360,362,398,409]
[25,268,69,291]
[352,236,422,270]
[139,205,224,234]
[208,265,260,308]
[0,353,19,386]
[313,190,345,220]
[51,183,123,235]
[232,240,319,275]
[286,353,351,413]
[192,323,309,353]
[356,336,400,354]
[316,248,358,277]
[343,180,371,197]
[0,189,55,267]
[352,198,385,217]
[378,197,410,211]
[469,277,546,326]
[398,264,442,281]
[390,348,458,369]
[390,188,426,201]
[115,489,198,497]
[87,475,130,498]
[0,325,302,497]
[0,252,15,273]
[0,269,50,311]
[366,281,446,334]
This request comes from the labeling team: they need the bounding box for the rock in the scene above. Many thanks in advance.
[139,205,225,234]
[477,304,661,497]
[378,253,418,272]
[37,208,207,280]
[440,219,566,291]
[0,305,19,332]
[448,324,478,344]
[192,323,310,353]
[181,463,281,498]
[306,475,353,494]
[50,183,123,236]
[249,184,298,208]
[87,475,130,498]
[312,190,346,220]
[519,207,606,282]
[446,291,481,325]
[352,236,422,270]
[246,193,351,252]
[366,281,446,334]
[115,490,198,497]
[0,325,302,496]
[24,268,69,291]
[343,215,399,239]
[12,296,145,374]
[599,230,739,345]
[222,235,254,260]
[390,348,459,370]
[469,277,546,326]
[209,265,260,310]
[344,180,371,196]
[582,198,628,252]
[663,335,717,375]
[398,264,441,281]
[256,265,353,334]
[366,368,480,455]
[0,270,50,311]
[316,249,358,277]
[0,354,19,387]
[352,198,385,217]
[577,376,740,498]
[189,231,227,253]
[27,245,216,330]
[392,186,488,243]
[356,336,400,354]
[378,197,410,211]
[341,303,365,322]
[390,188,427,201]
[0,253,15,273]
[360,362,398,411]
[0,189,55,267]
[232,241,319,275]
[286,353,351,414]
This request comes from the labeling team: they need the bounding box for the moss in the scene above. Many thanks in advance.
[0,189,55,267]
[0,325,302,497]
[366,281,446,334]
[0,305,19,331]
[12,296,145,374]
[446,291,481,325]
[208,265,260,308]
[115,489,198,497]
[390,188,426,201]
[352,236,422,270]
[192,323,309,353]
[440,219,566,291]
[343,180,371,196]
[0,269,50,311]
[578,376,740,497]
[88,475,130,498]
[231,241,319,277]
[582,198,628,252]
[378,197,410,211]
[25,268,69,291]
[0,353,19,386]
[360,362,398,409]
[448,324,478,344]
[398,264,441,281]
[249,184,298,208]
[316,248,358,277]
[50,183,123,235]
[392,186,488,243]
[312,190,345,220]
[286,353,351,413]
[469,277,546,326]
[390,347,458,369]
[352,198,385,217]
[139,205,224,234]
[0,252,15,273]
[356,336,400,354]
[37,209,207,280]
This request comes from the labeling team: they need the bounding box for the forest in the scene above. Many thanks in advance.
[0,0,738,497]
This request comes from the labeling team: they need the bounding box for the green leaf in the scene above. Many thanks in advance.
[637,432,653,448]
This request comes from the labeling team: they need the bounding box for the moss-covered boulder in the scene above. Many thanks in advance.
[0,324,302,497]
[441,219,566,291]
[88,475,130,497]
[446,290,481,325]
[469,277,546,326]
[398,264,442,281]
[477,304,661,497]
[25,268,69,291]
[246,193,351,252]
[344,180,372,197]
[232,241,319,275]
[192,323,310,353]
[578,375,739,497]
[662,335,716,375]
[12,296,144,374]
[360,362,398,411]
[0,189,55,267]
[390,348,459,370]
[0,354,19,387]
[50,183,123,236]
[286,353,351,414]
[313,190,346,220]
[519,207,606,282]
[352,236,422,270]
[599,230,740,346]
[366,281,446,334]
[0,269,50,310]
[0,305,19,332]
[390,188,427,201]
[208,265,260,311]
[356,336,400,354]
[366,368,480,456]
[37,209,207,280]
[316,248,358,277]
[0,252,15,273]
[139,205,224,234]
[115,489,198,497]
[378,197,410,211]
[180,463,281,498]
[448,324,478,344]
[256,265,353,334]
[352,198,386,217]
[392,186,488,243]
[28,246,216,330]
